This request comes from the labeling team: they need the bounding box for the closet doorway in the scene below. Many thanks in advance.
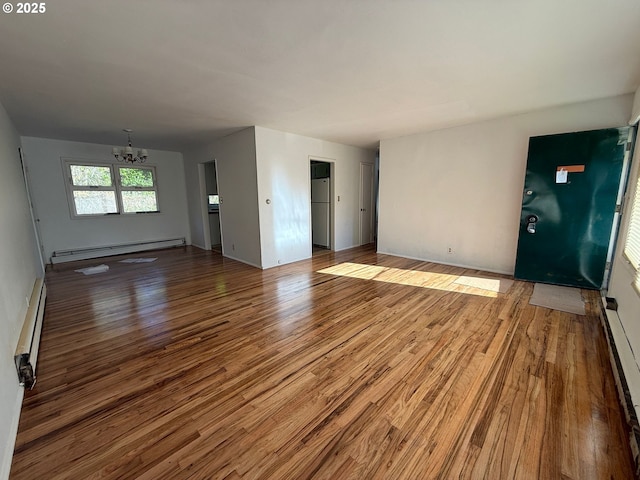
[310,160,333,253]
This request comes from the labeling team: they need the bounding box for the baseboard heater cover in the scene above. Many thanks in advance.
[50,237,186,264]
[599,298,640,477]
[15,277,46,389]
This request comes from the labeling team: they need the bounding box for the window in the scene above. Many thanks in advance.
[624,172,640,292]
[65,161,159,216]
[208,194,219,206]
[119,167,159,213]
[68,164,118,215]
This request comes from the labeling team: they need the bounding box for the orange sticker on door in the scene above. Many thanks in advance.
[557,165,585,173]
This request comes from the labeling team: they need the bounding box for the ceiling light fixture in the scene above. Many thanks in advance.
[112,129,148,163]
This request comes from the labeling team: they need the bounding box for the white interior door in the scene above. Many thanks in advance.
[359,162,374,245]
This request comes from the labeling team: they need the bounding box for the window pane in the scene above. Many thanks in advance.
[208,194,219,205]
[73,191,117,215]
[70,165,113,186]
[120,167,154,187]
[122,191,158,213]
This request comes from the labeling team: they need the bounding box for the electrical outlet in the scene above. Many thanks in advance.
[447,247,453,254]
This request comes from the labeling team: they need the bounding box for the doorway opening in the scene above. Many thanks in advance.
[310,160,333,254]
[200,160,222,253]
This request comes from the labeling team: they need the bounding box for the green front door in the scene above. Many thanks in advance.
[514,127,629,289]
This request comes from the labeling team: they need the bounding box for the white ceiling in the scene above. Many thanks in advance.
[1,0,639,151]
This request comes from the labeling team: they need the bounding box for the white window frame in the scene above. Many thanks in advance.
[117,165,160,214]
[63,159,160,218]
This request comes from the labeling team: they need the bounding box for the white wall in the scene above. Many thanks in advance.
[20,137,190,261]
[607,94,640,422]
[183,127,374,269]
[182,128,262,267]
[378,94,633,274]
[254,126,375,269]
[0,103,42,479]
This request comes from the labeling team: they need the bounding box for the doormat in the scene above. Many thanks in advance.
[529,283,585,315]
[453,275,514,293]
[75,264,109,275]
[119,257,157,263]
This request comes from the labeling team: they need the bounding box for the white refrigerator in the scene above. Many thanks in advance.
[311,178,330,247]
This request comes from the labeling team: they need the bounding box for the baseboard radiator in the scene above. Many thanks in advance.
[50,237,186,264]
[15,278,46,389]
[599,298,640,477]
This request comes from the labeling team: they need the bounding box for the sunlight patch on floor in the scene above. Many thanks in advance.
[317,262,509,298]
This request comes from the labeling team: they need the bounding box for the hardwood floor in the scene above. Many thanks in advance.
[10,246,634,479]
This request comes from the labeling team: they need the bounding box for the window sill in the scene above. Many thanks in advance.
[72,211,162,219]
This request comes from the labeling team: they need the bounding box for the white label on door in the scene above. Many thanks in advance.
[555,169,568,184]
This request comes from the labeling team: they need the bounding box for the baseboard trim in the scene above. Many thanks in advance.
[222,253,262,270]
[375,249,513,276]
[599,297,640,477]
[50,238,185,264]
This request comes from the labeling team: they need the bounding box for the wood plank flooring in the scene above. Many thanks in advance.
[10,246,635,479]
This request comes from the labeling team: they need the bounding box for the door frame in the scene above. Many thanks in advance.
[603,126,636,289]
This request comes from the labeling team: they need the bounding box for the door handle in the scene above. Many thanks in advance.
[525,214,538,234]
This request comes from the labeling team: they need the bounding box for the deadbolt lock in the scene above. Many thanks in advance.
[525,214,538,234]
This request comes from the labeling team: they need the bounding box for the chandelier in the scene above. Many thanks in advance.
[112,129,148,163]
